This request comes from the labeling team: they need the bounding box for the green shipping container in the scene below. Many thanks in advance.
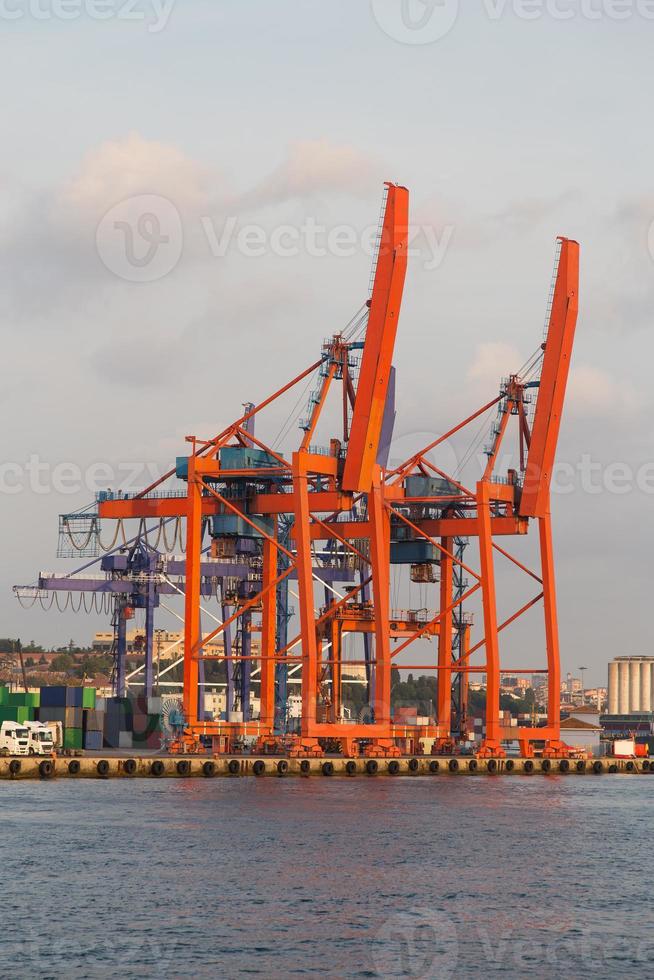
[0,687,9,705]
[0,706,34,724]
[63,728,83,750]
[82,687,96,709]
[7,691,40,708]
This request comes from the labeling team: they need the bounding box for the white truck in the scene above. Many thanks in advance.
[24,721,57,756]
[0,720,30,756]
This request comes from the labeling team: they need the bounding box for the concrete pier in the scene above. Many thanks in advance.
[1,755,652,779]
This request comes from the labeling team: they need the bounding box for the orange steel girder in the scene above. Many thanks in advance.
[520,238,580,518]
[342,183,409,493]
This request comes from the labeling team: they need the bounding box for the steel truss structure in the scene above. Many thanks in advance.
[88,183,576,758]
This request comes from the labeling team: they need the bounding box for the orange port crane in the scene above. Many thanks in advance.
[98,185,580,759]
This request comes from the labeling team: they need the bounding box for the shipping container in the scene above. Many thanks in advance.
[613,738,636,758]
[83,730,103,751]
[40,686,78,708]
[0,705,34,724]
[82,687,96,709]
[132,714,162,742]
[37,706,67,724]
[82,709,104,732]
[7,691,40,708]
[63,728,83,750]
[64,707,83,730]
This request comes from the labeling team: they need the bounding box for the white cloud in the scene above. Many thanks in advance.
[567,364,644,419]
[236,139,377,209]
[467,341,522,388]
[61,131,213,221]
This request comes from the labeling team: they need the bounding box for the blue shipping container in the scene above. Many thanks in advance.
[40,687,82,708]
[83,730,103,750]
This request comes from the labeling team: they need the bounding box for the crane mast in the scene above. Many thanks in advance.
[519,238,579,518]
[342,183,408,493]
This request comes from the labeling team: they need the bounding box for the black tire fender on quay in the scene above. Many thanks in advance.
[429,760,439,773]
[448,758,459,773]
[322,761,334,777]
[176,760,191,776]
[277,760,289,776]
[68,759,81,775]
[345,760,357,776]
[123,758,137,776]
[387,760,400,775]
[252,760,266,777]
[39,760,54,779]
[227,759,240,775]
[151,760,165,777]
[8,759,21,776]
[365,759,378,775]
[96,759,110,777]
[203,761,216,778]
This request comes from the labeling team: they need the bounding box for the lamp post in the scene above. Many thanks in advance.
[579,665,588,704]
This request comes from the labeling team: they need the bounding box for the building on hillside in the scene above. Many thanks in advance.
[93,629,260,661]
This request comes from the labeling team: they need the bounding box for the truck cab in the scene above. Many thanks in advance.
[0,721,30,756]
[24,721,55,756]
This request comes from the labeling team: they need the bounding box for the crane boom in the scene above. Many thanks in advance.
[519,237,579,518]
[341,183,408,493]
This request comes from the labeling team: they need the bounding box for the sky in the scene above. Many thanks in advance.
[2,0,654,685]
